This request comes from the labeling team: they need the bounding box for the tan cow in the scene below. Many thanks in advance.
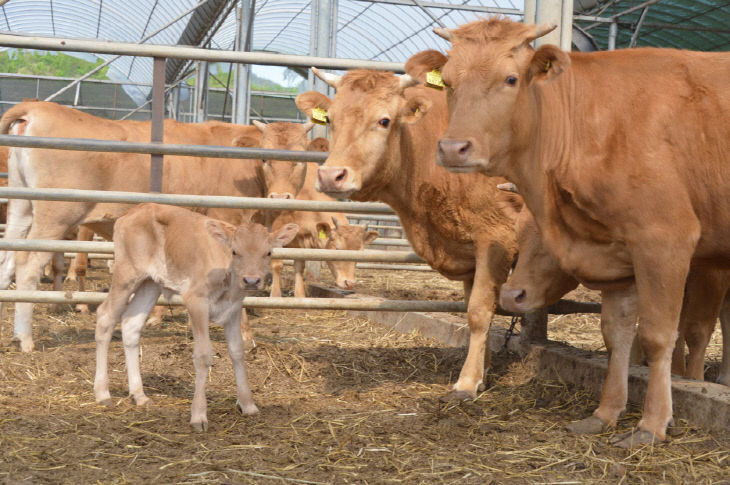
[265,136,379,297]
[496,188,730,392]
[0,101,310,352]
[94,203,298,431]
[301,66,518,399]
[426,18,730,446]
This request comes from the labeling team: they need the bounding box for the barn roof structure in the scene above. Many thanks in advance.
[0,1,726,99]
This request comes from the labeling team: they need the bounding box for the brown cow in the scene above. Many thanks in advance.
[94,203,297,431]
[0,101,310,352]
[302,66,518,399]
[265,136,379,297]
[497,188,730,392]
[425,18,730,446]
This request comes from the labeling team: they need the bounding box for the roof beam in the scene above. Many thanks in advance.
[352,0,521,15]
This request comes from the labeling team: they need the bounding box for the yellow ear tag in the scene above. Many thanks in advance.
[425,69,445,90]
[311,108,328,125]
[544,59,551,72]
[318,229,328,239]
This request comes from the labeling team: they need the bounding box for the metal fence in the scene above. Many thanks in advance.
[0,32,465,313]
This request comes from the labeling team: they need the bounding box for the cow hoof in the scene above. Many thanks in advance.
[611,429,661,449]
[131,394,150,406]
[441,390,476,402]
[191,420,208,433]
[97,398,114,408]
[75,304,90,315]
[15,337,34,353]
[236,401,259,415]
[566,415,607,434]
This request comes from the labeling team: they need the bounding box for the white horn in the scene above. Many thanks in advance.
[496,182,519,194]
[312,67,342,88]
[398,73,417,89]
[433,27,453,42]
[252,120,266,132]
[529,23,557,41]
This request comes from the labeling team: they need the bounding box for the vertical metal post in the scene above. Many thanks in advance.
[309,0,337,137]
[534,0,573,50]
[523,0,536,24]
[194,60,209,123]
[233,0,253,125]
[608,21,618,50]
[149,56,165,193]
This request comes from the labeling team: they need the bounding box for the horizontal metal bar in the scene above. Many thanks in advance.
[355,263,433,271]
[367,224,403,230]
[353,0,521,15]
[64,253,113,260]
[0,33,406,73]
[0,290,464,312]
[0,239,423,263]
[0,187,394,214]
[369,238,411,247]
[0,134,328,163]
[347,214,401,222]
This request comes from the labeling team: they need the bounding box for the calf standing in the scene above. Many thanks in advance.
[94,203,297,431]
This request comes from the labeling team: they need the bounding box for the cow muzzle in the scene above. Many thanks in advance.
[499,284,538,313]
[242,276,262,291]
[268,192,293,200]
[316,166,359,196]
[437,138,480,172]
[337,278,357,290]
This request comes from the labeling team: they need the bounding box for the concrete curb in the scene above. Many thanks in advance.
[307,284,730,435]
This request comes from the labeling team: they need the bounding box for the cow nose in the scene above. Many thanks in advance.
[499,285,527,311]
[437,139,472,167]
[343,279,356,290]
[268,192,293,199]
[243,277,261,288]
[317,167,349,192]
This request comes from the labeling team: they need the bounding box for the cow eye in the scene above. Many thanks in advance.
[232,250,238,256]
[505,76,518,86]
[267,251,271,257]
[378,118,390,128]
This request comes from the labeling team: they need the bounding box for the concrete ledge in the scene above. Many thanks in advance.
[307,284,730,435]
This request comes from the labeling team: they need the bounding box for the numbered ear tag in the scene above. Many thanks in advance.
[425,69,445,90]
[318,229,328,239]
[311,108,328,125]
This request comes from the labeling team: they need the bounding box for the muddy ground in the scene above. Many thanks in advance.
[0,262,728,484]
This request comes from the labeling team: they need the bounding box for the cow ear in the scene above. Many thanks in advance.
[233,126,262,147]
[401,95,433,124]
[207,220,237,248]
[405,50,448,84]
[307,137,329,152]
[527,45,570,84]
[273,223,299,247]
[495,190,525,223]
[296,91,332,119]
[316,222,332,239]
[363,230,379,245]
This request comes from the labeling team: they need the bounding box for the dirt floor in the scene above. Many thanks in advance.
[0,261,728,484]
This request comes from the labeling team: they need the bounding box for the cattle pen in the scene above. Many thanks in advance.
[0,2,729,484]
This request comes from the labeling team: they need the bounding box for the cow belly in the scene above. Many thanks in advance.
[546,233,634,286]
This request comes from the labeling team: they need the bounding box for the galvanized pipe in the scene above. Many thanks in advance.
[0,187,394,214]
[0,34,405,73]
[0,290,465,312]
[347,214,401,222]
[0,239,424,263]
[0,134,329,164]
[369,238,411,247]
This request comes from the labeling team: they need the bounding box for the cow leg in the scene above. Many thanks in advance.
[185,295,213,432]
[717,295,730,386]
[270,259,283,297]
[224,307,259,415]
[612,239,695,448]
[94,272,143,405]
[0,197,33,290]
[68,226,95,314]
[567,285,638,434]
[293,259,306,298]
[48,251,66,313]
[451,247,505,398]
[121,280,162,406]
[240,309,255,349]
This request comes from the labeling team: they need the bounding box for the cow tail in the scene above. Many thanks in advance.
[0,104,31,135]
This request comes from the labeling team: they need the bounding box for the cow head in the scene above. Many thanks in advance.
[409,18,569,177]
[251,120,313,200]
[316,217,379,290]
[495,184,578,312]
[296,68,432,200]
[207,220,298,291]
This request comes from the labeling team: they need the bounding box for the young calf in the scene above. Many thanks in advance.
[94,203,297,431]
